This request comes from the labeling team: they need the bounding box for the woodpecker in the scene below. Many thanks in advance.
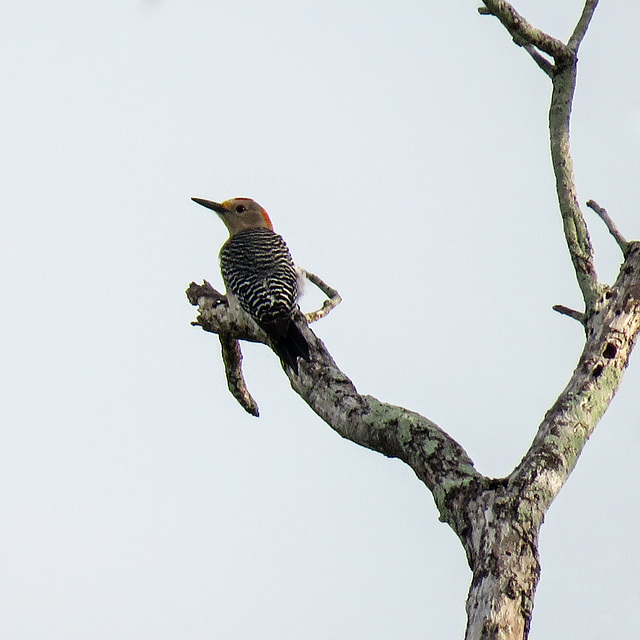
[192,196,311,373]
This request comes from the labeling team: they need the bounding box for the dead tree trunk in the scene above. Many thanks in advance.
[188,1,640,637]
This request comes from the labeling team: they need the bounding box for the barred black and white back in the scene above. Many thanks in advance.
[220,228,310,371]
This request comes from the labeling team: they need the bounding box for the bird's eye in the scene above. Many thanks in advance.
[235,204,247,213]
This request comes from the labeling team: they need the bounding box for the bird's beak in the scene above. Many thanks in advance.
[191,198,229,215]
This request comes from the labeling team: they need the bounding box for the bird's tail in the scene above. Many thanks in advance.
[274,321,311,373]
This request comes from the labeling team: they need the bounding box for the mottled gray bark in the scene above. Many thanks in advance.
[187,1,640,638]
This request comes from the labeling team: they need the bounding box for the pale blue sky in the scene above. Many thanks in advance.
[2,1,639,638]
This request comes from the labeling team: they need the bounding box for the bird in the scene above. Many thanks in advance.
[192,196,311,373]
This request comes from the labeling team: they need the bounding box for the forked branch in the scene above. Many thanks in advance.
[481,0,603,313]
[186,272,341,415]
[187,280,483,524]
[187,2,640,638]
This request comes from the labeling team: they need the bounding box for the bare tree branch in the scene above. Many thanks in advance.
[479,0,569,58]
[187,286,484,523]
[301,269,342,323]
[548,58,602,311]
[522,43,554,76]
[568,0,600,51]
[482,0,603,313]
[512,243,640,513]
[187,281,264,415]
[586,199,630,255]
[187,273,341,415]
[218,334,260,417]
[552,304,585,323]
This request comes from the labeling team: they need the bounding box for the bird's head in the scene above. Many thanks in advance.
[191,197,273,235]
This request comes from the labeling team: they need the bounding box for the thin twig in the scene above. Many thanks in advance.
[219,334,260,417]
[522,43,554,76]
[301,270,342,323]
[552,304,586,324]
[568,0,600,52]
[586,200,629,255]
